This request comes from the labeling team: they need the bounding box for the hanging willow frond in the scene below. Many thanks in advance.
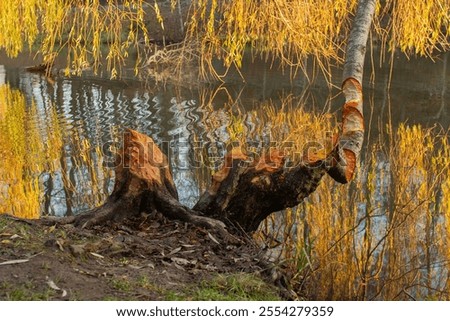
[0,0,448,78]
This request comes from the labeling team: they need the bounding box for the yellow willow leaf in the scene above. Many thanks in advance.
[154,1,165,30]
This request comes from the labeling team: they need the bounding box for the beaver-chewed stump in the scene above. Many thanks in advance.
[65,128,329,238]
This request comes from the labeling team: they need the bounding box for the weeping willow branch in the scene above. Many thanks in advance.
[0,0,448,79]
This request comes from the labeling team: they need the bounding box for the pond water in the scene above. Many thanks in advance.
[0,50,448,217]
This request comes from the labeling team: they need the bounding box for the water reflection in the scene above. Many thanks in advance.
[0,65,5,85]
[0,84,63,218]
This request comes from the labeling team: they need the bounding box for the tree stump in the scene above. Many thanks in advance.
[194,148,327,232]
[71,129,225,233]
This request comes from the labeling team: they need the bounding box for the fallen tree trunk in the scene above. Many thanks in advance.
[58,0,375,237]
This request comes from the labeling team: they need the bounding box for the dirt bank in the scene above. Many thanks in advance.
[0,213,286,301]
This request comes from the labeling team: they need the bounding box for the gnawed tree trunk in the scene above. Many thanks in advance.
[58,0,376,236]
[193,150,326,232]
[328,0,376,183]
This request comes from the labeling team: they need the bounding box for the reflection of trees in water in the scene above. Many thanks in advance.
[3,55,449,217]
[0,84,63,218]
[6,71,230,213]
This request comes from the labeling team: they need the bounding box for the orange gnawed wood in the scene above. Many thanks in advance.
[328,128,364,183]
[327,77,364,183]
[226,147,248,165]
[326,0,375,184]
[303,148,328,164]
[342,104,364,133]
[254,149,285,172]
[344,100,359,108]
[343,77,362,92]
[342,78,362,110]
[340,77,363,180]
[119,129,173,187]
[342,149,356,182]
[208,147,248,194]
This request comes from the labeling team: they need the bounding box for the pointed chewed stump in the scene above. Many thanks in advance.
[64,129,227,236]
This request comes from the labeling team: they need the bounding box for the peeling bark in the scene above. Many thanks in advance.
[328,0,376,183]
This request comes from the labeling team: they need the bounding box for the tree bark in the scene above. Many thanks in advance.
[328,0,376,183]
[193,150,326,232]
[67,129,227,235]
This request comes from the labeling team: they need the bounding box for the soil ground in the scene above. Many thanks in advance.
[0,213,285,301]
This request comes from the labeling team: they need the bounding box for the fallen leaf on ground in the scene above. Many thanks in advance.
[90,252,105,259]
[174,263,185,271]
[207,232,220,245]
[46,277,61,290]
[56,239,65,251]
[168,247,182,256]
[46,276,67,298]
[181,244,196,248]
[171,257,190,266]
[0,259,29,266]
